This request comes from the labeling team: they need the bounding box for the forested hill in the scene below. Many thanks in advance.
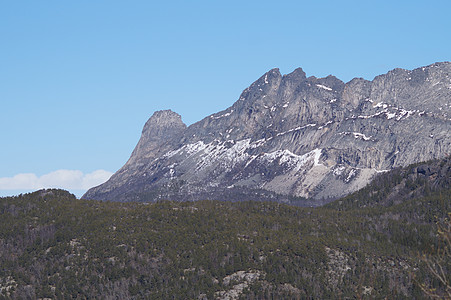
[0,159,450,298]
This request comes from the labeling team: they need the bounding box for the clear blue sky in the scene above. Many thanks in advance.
[1,0,450,197]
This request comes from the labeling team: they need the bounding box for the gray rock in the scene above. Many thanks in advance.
[129,109,186,163]
[83,62,451,204]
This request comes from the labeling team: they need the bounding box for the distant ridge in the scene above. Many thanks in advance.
[83,62,451,204]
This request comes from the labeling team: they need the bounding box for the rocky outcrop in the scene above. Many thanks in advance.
[129,110,186,163]
[83,62,451,204]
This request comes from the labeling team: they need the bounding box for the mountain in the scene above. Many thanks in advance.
[83,62,451,203]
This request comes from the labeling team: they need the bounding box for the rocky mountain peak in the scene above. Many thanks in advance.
[129,110,186,162]
[142,110,186,138]
[83,62,451,204]
[247,68,282,92]
[284,67,307,80]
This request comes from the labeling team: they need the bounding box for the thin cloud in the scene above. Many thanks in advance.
[0,170,113,191]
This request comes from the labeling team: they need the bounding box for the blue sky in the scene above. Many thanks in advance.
[1,0,450,197]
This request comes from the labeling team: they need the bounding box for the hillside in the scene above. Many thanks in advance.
[1,158,450,299]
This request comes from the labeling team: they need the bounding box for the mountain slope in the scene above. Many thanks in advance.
[326,155,450,210]
[83,62,451,203]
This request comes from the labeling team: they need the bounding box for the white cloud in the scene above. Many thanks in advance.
[0,169,113,191]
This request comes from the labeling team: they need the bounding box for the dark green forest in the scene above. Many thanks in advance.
[0,158,450,299]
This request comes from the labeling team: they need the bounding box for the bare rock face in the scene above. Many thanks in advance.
[83,62,451,204]
[129,110,186,163]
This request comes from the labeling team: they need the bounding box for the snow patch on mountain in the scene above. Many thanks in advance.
[316,84,332,91]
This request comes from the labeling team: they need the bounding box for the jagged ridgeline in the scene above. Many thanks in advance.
[1,157,450,298]
[83,62,451,203]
